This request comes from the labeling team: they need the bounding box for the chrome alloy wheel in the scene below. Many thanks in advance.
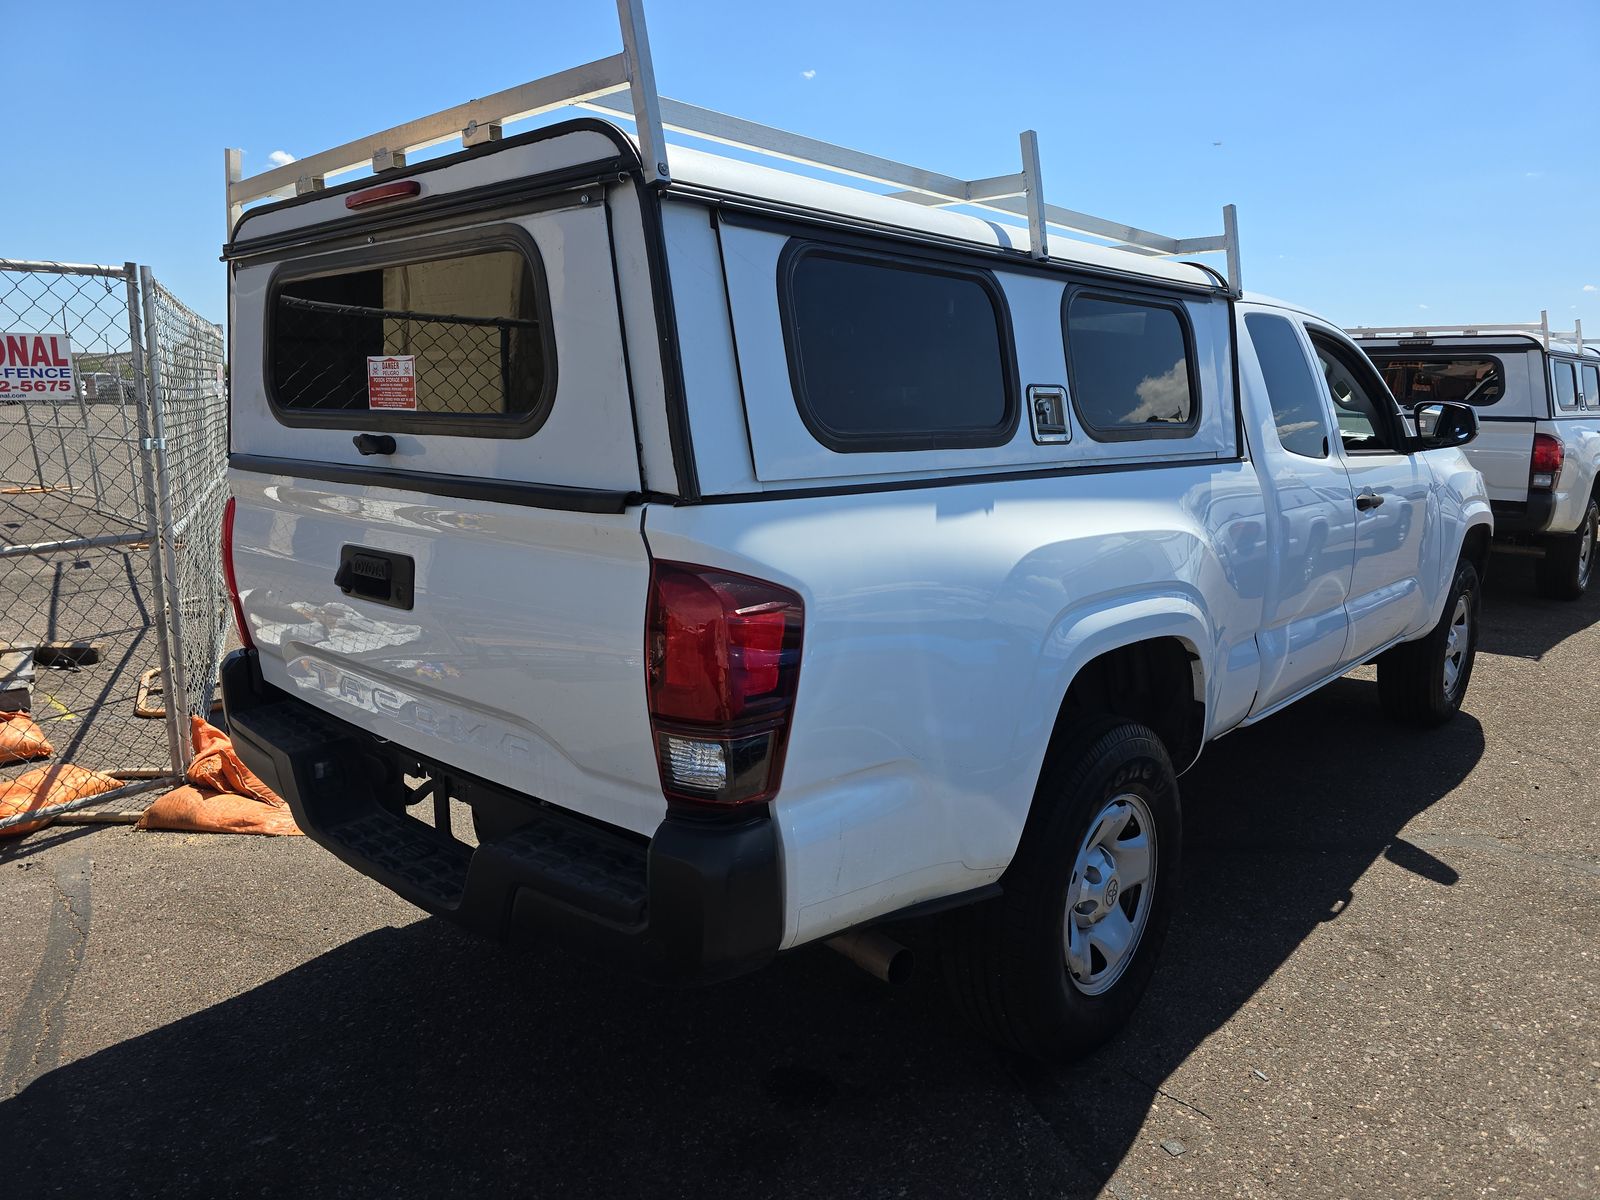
[1579,517,1595,587]
[1442,592,1471,697]
[1064,793,1157,996]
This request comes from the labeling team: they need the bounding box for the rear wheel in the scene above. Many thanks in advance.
[942,719,1180,1062]
[1376,558,1479,726]
[1536,498,1598,601]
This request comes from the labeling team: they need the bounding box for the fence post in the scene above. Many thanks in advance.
[126,263,188,773]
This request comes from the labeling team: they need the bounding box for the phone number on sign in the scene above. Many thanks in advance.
[0,381,74,393]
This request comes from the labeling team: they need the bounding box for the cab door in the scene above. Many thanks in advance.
[1307,327,1432,661]
[1238,308,1357,712]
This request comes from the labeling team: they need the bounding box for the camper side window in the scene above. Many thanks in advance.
[1063,292,1199,441]
[1583,364,1600,411]
[268,234,555,436]
[779,245,1016,452]
[1553,361,1580,411]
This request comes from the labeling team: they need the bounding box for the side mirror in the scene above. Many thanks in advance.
[1410,401,1478,451]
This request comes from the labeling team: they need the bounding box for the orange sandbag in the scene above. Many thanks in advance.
[183,716,281,806]
[0,711,54,765]
[136,716,301,836]
[0,763,124,838]
[136,783,301,837]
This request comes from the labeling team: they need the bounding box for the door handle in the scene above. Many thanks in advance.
[1354,490,1385,512]
[353,433,397,456]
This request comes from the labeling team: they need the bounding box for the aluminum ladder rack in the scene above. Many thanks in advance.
[1349,311,1589,352]
[225,0,1243,294]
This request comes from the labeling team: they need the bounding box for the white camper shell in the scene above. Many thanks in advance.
[219,0,1492,1061]
[1352,317,1600,599]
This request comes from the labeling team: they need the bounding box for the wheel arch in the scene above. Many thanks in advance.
[1022,598,1215,791]
[1460,519,1491,584]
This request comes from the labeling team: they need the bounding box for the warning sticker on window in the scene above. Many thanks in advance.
[367,356,416,410]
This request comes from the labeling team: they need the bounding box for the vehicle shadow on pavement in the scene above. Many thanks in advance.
[1476,551,1600,661]
[0,681,1485,1199]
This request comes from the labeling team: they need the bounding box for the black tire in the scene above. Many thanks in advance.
[942,719,1181,1063]
[1376,558,1480,726]
[1535,498,1598,601]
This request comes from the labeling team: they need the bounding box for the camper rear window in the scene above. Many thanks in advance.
[780,246,1015,451]
[268,241,554,434]
[1374,357,1505,407]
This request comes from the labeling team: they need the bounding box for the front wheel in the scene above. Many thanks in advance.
[941,719,1181,1063]
[1536,498,1598,601]
[1376,558,1480,726]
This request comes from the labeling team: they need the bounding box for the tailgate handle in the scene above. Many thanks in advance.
[334,546,415,610]
[353,433,397,456]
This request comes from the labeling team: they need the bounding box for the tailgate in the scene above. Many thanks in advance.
[1464,419,1534,503]
[227,475,663,836]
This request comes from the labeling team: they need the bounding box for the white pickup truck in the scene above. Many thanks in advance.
[217,5,1492,1062]
[1352,318,1600,599]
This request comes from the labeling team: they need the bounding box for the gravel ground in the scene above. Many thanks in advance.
[0,553,1595,1199]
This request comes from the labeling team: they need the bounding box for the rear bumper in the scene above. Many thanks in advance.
[220,649,783,984]
[1490,493,1556,536]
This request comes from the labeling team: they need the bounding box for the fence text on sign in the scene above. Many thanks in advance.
[0,260,229,831]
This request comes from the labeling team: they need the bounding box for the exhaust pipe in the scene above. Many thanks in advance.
[826,929,914,985]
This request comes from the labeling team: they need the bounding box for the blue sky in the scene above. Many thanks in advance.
[10,1,1598,331]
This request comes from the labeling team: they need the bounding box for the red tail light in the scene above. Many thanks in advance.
[221,496,254,652]
[645,561,803,808]
[1531,433,1564,490]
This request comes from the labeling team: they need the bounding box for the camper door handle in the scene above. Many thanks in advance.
[353,434,397,456]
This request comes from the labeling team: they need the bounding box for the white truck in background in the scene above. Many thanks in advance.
[217,0,1493,1062]
[1353,316,1600,599]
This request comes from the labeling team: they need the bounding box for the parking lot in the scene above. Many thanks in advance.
[1,553,1595,1199]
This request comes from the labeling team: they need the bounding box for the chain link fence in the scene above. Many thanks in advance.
[143,269,230,729]
[1,260,227,827]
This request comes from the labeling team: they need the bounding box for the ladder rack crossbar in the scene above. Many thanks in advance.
[1350,312,1591,353]
[225,0,1242,291]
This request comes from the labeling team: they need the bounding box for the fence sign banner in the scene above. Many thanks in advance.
[367,355,416,410]
[0,332,76,398]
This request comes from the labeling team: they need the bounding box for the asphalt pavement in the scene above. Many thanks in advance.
[1,553,1596,1199]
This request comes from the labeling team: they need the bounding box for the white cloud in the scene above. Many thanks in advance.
[1418,304,1430,310]
[1524,170,1544,179]
[267,149,296,167]
[1584,284,1597,293]
[801,69,816,80]
[1121,358,1190,424]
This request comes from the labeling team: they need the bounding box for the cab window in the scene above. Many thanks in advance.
[1244,312,1330,459]
[1309,333,1398,453]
